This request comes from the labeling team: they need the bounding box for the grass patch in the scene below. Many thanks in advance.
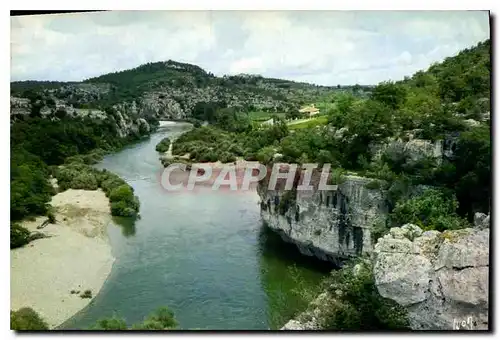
[288,115,328,130]
[248,111,286,122]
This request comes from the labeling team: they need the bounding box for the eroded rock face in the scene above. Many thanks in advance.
[373,224,489,330]
[258,173,387,264]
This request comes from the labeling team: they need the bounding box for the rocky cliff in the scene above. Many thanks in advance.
[258,171,387,265]
[10,93,153,141]
[373,218,490,330]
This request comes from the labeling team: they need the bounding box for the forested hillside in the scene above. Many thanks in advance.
[172,39,491,224]
[11,59,338,119]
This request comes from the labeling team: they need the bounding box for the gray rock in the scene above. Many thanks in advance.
[474,212,490,229]
[258,174,387,264]
[373,227,489,330]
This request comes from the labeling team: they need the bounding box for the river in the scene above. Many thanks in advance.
[61,122,331,330]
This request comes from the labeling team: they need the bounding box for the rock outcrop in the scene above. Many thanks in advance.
[258,171,387,265]
[373,223,489,330]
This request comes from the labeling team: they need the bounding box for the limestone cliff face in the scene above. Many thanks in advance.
[258,172,387,264]
[373,220,489,330]
[10,95,153,141]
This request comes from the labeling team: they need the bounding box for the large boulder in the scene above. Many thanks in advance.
[373,222,489,330]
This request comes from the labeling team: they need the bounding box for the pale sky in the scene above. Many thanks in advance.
[10,10,490,86]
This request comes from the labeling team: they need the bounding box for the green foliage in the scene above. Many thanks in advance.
[155,137,171,153]
[47,207,56,224]
[53,163,140,218]
[11,307,49,330]
[321,260,409,330]
[370,81,407,110]
[288,115,328,130]
[172,120,289,164]
[364,180,382,190]
[109,184,134,203]
[370,220,390,243]
[278,190,296,215]
[10,223,31,249]
[256,146,276,164]
[10,109,150,221]
[391,189,470,231]
[80,290,92,299]
[91,306,178,331]
[11,148,53,220]
[91,315,128,330]
[330,168,346,185]
[133,307,178,330]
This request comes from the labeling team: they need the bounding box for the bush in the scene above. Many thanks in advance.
[11,307,49,330]
[10,223,31,249]
[321,260,409,330]
[80,290,92,299]
[133,307,178,330]
[365,180,382,190]
[330,168,346,185]
[256,146,275,164]
[91,306,178,331]
[100,176,126,196]
[109,184,134,203]
[370,220,390,243]
[110,199,139,217]
[155,137,171,153]
[91,316,128,330]
[47,207,56,224]
[70,172,99,190]
[391,189,470,231]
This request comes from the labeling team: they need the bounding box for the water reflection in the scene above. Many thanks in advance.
[258,224,333,329]
[112,216,138,238]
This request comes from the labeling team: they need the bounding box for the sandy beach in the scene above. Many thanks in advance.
[10,189,115,329]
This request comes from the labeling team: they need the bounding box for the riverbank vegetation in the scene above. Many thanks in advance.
[11,308,50,331]
[10,111,148,248]
[155,137,171,153]
[10,306,178,331]
[320,260,409,330]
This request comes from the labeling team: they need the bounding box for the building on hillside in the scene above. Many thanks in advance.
[298,104,320,117]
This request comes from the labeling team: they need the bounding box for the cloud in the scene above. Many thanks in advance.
[10,10,490,85]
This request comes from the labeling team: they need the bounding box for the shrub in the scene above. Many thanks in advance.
[47,207,56,224]
[219,151,236,163]
[100,176,126,196]
[134,307,178,330]
[256,146,275,164]
[91,316,128,330]
[330,168,346,185]
[110,200,139,217]
[109,184,134,203]
[91,306,178,330]
[370,220,390,243]
[11,223,31,249]
[70,172,98,190]
[155,137,171,153]
[365,180,382,190]
[391,188,470,231]
[11,307,49,330]
[321,260,409,330]
[80,290,92,299]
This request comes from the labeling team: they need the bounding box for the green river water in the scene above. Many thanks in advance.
[61,123,332,330]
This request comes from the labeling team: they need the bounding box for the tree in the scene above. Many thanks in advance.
[11,308,49,330]
[370,81,407,110]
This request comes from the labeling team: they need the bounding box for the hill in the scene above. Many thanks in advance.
[10,60,340,121]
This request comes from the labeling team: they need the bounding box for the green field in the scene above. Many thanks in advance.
[288,115,328,130]
[248,111,286,122]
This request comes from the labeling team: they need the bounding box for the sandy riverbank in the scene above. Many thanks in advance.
[10,189,115,329]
